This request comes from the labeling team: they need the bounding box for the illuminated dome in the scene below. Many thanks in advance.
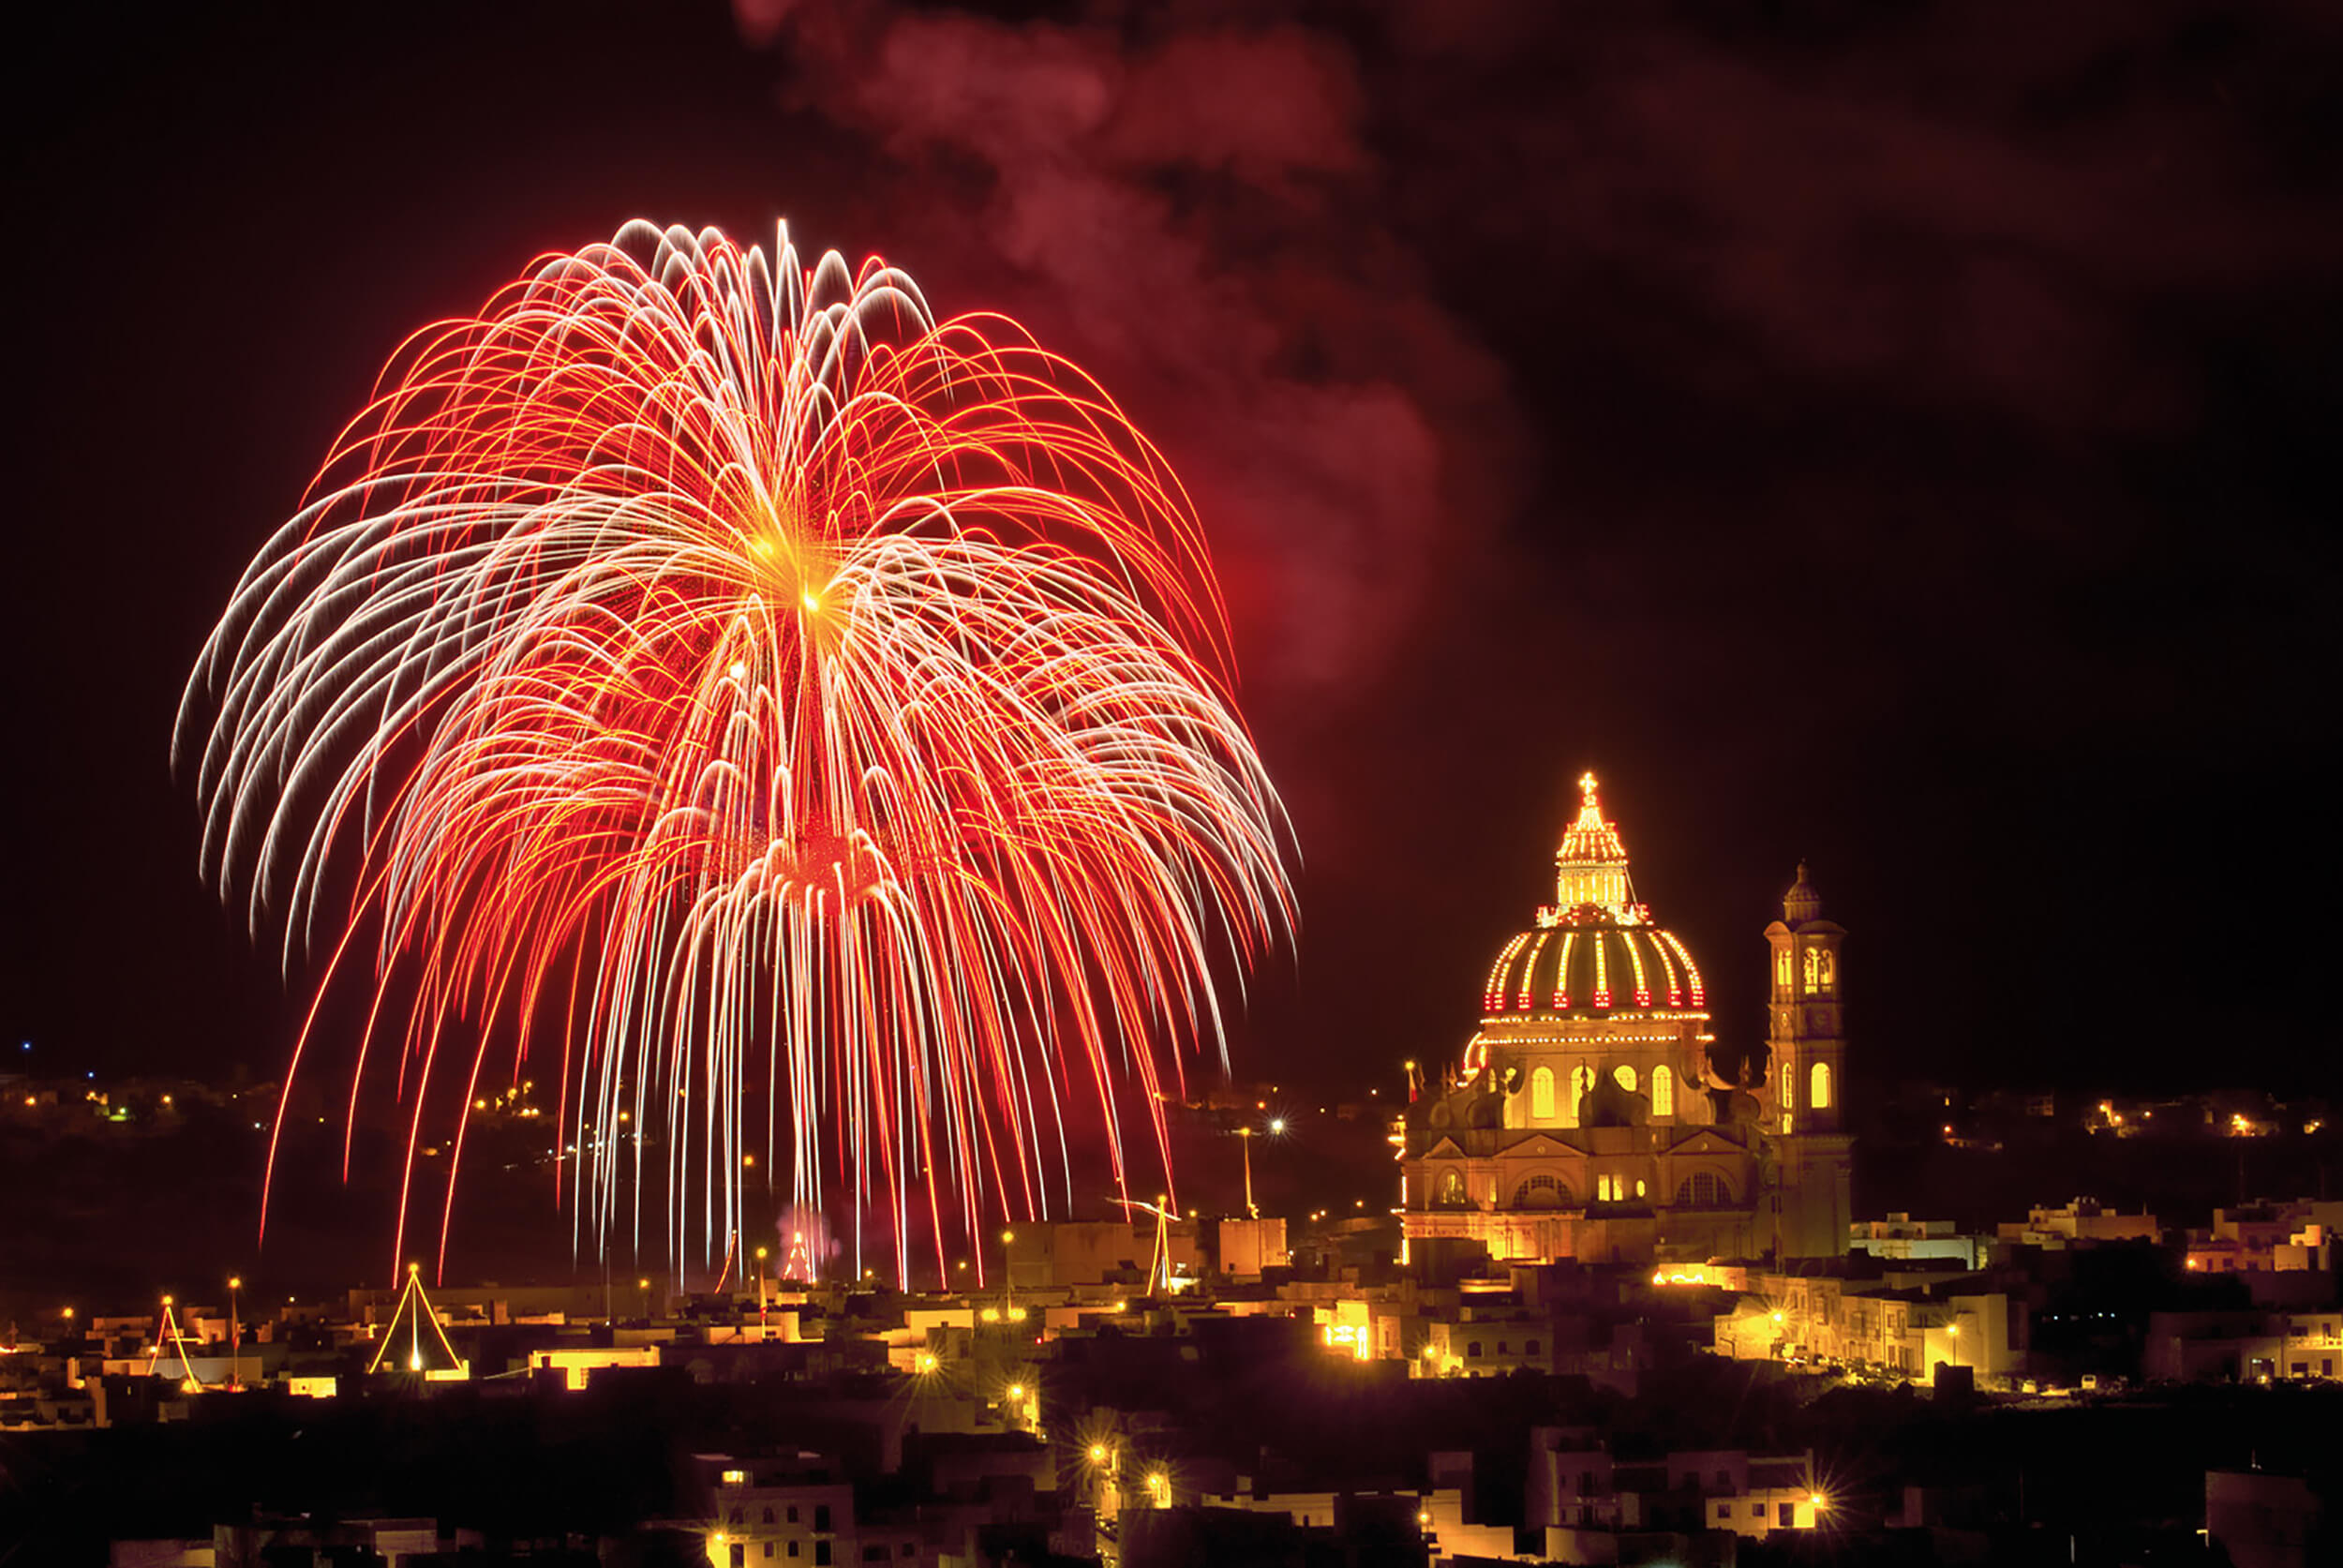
[1477,773,1707,1018]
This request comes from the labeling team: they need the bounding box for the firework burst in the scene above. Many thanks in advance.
[177,220,1291,1282]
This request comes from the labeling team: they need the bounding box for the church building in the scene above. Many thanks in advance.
[1398,774,1850,1267]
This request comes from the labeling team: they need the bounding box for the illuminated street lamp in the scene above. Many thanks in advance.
[227,1275,244,1390]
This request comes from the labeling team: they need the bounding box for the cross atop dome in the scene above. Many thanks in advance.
[1553,770,1634,915]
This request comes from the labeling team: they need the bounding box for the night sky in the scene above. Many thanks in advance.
[11,0,2339,1115]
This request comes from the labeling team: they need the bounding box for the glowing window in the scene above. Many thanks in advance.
[1816,948,1835,989]
[1634,1179,1647,1198]
[1802,947,1820,993]
[1780,1058,1795,1108]
[1614,1065,1637,1093]
[1530,1066,1556,1120]
[1775,948,1791,989]
[1436,1170,1468,1208]
[1811,1062,1832,1110]
[1652,1066,1675,1117]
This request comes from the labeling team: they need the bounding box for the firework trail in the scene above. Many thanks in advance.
[177,220,1291,1283]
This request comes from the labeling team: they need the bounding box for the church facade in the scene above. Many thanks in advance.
[1398,775,1850,1268]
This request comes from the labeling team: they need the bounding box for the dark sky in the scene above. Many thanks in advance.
[10,0,2339,1115]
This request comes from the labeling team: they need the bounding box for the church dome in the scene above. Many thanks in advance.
[1476,773,1709,1018]
[1783,861,1824,927]
[1481,919,1708,1017]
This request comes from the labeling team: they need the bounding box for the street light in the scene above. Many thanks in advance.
[227,1275,244,1390]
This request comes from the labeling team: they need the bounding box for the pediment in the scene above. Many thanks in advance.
[1503,1132,1583,1159]
[1418,1136,1467,1161]
[1664,1128,1747,1157]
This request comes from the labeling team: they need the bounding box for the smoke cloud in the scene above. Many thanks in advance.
[735,0,1521,710]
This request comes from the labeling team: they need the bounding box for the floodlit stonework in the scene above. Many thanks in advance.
[1400,775,1852,1268]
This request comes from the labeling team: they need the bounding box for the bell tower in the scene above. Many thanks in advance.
[1765,863,1850,1260]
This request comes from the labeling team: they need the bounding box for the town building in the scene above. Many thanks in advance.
[1398,774,1851,1269]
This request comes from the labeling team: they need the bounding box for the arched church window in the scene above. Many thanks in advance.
[1775,948,1791,989]
[1651,1066,1675,1117]
[1816,948,1835,989]
[1811,1061,1832,1110]
[1512,1172,1569,1209]
[1674,1171,1724,1206]
[1779,1058,1795,1108]
[1436,1169,1468,1208]
[1530,1066,1556,1121]
[1802,947,1820,993]
[1613,1064,1637,1093]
